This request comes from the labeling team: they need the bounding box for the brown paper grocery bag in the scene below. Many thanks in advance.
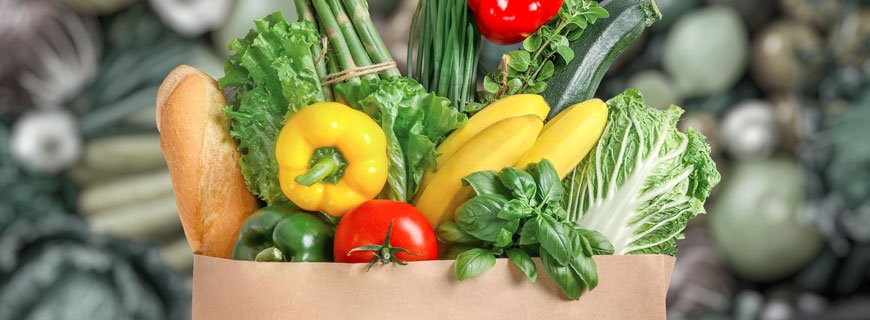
[192,254,675,320]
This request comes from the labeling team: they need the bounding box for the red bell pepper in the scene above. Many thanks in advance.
[468,0,564,45]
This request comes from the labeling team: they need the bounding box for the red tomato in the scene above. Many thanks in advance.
[334,200,438,263]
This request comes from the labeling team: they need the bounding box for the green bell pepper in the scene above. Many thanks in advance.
[232,205,334,262]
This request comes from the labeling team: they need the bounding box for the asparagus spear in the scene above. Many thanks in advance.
[311,0,361,87]
[294,0,333,100]
[327,0,378,81]
[340,0,401,78]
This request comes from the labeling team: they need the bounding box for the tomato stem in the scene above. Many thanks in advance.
[347,220,419,271]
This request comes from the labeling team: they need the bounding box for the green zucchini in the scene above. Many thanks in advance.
[543,0,661,119]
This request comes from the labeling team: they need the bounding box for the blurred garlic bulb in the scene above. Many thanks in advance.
[10,109,82,174]
[12,1,100,109]
[149,0,233,37]
[721,100,780,160]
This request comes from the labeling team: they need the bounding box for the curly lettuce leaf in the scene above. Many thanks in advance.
[219,13,324,205]
[564,89,720,255]
[337,78,467,202]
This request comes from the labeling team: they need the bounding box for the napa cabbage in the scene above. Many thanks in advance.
[564,89,720,255]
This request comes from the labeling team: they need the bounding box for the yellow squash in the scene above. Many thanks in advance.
[435,94,549,163]
[416,94,549,198]
[516,99,608,179]
[414,115,544,228]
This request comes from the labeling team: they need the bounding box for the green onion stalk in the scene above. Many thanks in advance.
[408,0,481,112]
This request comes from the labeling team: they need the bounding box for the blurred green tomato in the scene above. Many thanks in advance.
[709,158,823,282]
[664,5,749,98]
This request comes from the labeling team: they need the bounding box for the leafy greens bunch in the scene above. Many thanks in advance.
[296,0,468,203]
[220,8,467,204]
[480,0,609,104]
[564,89,721,256]
[438,160,614,300]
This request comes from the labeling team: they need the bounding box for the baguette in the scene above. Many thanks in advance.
[156,65,258,259]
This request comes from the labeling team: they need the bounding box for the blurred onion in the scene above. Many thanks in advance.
[149,0,233,37]
[720,100,780,160]
[751,20,824,93]
[10,109,82,174]
[779,0,844,29]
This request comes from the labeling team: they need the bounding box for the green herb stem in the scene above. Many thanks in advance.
[519,21,570,94]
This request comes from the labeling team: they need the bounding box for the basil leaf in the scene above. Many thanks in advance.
[443,244,476,260]
[506,248,537,282]
[541,249,584,300]
[436,221,479,244]
[519,220,539,245]
[498,167,537,202]
[455,248,497,281]
[463,171,510,197]
[491,246,504,256]
[455,194,520,242]
[568,229,600,289]
[570,253,599,290]
[494,228,513,248]
[536,214,572,265]
[571,229,594,257]
[544,205,568,220]
[497,199,534,220]
[576,228,614,255]
[527,160,564,205]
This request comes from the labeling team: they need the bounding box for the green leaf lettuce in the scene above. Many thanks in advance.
[219,13,325,205]
[337,78,467,202]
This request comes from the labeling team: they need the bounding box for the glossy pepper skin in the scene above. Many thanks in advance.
[232,205,334,262]
[468,0,564,45]
[276,102,388,217]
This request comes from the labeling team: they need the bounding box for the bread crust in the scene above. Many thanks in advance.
[157,65,258,259]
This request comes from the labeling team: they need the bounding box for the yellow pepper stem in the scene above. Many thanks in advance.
[295,147,348,187]
[295,157,341,187]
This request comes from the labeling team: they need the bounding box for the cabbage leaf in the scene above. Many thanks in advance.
[564,89,720,255]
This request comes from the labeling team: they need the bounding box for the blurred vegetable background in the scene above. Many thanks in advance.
[0,0,867,319]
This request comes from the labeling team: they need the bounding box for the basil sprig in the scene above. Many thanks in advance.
[439,160,614,300]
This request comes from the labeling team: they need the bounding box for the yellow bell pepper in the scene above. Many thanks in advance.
[276,102,388,217]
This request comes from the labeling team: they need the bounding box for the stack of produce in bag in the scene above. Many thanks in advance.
[155,0,721,318]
